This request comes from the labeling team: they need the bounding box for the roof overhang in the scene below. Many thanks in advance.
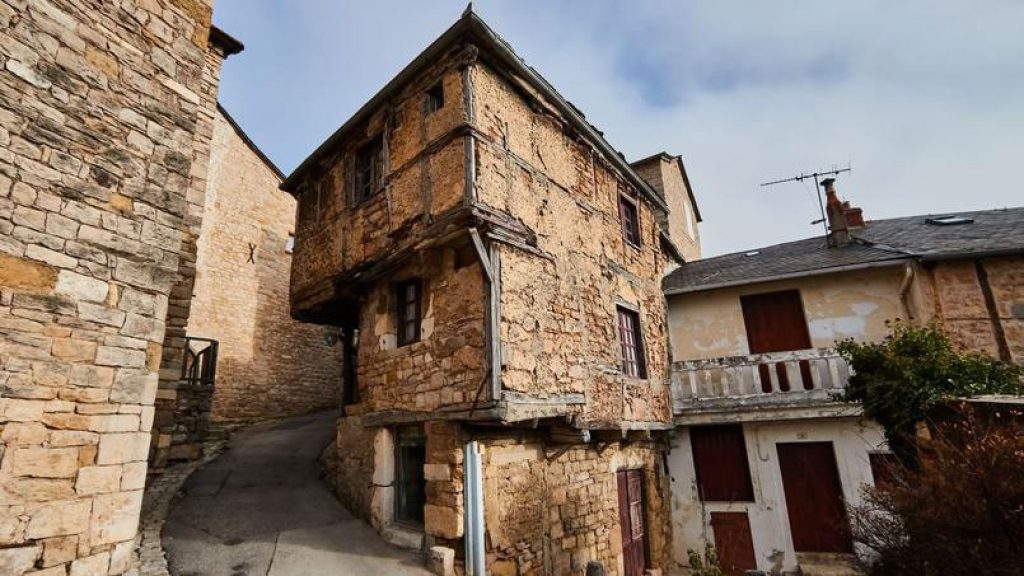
[663,257,911,296]
[209,25,244,57]
[280,10,668,213]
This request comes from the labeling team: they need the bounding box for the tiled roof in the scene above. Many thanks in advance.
[664,207,1024,294]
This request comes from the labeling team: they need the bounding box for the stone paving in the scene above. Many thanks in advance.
[130,440,226,576]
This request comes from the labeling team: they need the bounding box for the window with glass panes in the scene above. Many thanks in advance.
[396,280,421,346]
[617,306,647,379]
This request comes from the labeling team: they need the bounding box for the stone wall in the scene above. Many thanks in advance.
[289,48,470,313]
[471,62,672,428]
[925,255,1024,363]
[630,154,701,263]
[184,108,342,423]
[0,1,213,574]
[481,434,671,576]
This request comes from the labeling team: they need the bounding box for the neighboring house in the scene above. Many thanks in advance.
[662,179,1024,575]
[283,9,697,576]
[149,37,343,466]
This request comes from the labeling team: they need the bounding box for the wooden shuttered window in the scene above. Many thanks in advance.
[740,289,812,354]
[619,194,641,247]
[617,306,647,379]
[690,425,755,502]
[395,280,422,347]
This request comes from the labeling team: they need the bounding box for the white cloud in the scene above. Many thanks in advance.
[214,0,1024,256]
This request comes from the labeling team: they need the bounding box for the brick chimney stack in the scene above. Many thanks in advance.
[822,178,864,247]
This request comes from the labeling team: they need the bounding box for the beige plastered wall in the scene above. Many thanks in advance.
[668,265,910,361]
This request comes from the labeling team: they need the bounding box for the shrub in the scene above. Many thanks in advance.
[850,408,1024,575]
[687,543,725,576]
[836,321,1022,460]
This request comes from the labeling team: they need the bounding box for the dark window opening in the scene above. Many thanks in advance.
[869,452,901,490]
[425,82,444,114]
[354,135,383,204]
[395,426,426,525]
[619,194,641,247]
[342,327,359,407]
[740,290,812,354]
[690,425,755,502]
[617,306,647,379]
[396,280,422,347]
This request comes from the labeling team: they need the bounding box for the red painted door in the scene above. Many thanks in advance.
[710,512,757,576]
[617,469,647,576]
[777,442,853,553]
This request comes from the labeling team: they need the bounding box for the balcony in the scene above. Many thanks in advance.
[671,348,859,423]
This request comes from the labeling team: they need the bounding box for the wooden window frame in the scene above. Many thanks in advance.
[424,81,444,115]
[618,193,642,248]
[617,305,647,379]
[395,279,422,347]
[353,135,384,205]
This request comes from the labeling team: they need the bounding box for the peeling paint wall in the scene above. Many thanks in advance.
[668,266,908,361]
[471,62,672,427]
[667,419,886,573]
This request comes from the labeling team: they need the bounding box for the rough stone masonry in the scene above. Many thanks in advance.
[0,1,216,574]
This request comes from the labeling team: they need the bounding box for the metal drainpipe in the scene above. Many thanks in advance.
[463,441,486,575]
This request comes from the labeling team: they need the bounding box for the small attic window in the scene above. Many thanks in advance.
[925,215,974,226]
[285,235,295,254]
[424,82,444,115]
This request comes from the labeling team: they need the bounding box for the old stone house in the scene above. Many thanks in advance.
[662,181,1024,575]
[0,1,217,575]
[285,9,700,576]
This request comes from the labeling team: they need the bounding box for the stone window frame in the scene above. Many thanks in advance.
[395,279,423,347]
[618,192,642,249]
[616,301,648,380]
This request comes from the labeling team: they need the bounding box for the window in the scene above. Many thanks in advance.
[424,81,444,115]
[740,290,812,354]
[395,280,422,347]
[617,306,647,379]
[619,194,641,246]
[354,135,383,204]
[284,234,295,254]
[690,425,755,502]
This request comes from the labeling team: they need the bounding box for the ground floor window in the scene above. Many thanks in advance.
[394,426,426,525]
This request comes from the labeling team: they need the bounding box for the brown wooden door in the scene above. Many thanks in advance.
[777,442,853,553]
[710,512,757,576]
[740,290,812,353]
[689,425,754,502]
[617,469,647,576]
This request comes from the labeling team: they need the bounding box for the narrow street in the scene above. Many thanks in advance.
[162,411,431,576]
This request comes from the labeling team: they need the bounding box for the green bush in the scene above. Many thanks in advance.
[836,321,1022,460]
[687,543,725,576]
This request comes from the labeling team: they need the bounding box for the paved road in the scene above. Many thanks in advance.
[163,411,430,576]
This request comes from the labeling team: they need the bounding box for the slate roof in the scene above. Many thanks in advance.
[664,207,1024,294]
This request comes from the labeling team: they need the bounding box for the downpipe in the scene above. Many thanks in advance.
[464,440,486,575]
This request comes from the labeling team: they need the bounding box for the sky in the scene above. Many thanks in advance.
[212,1,1024,257]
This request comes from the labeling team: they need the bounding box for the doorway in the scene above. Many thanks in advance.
[776,442,853,553]
[394,426,426,525]
[710,512,757,576]
[617,468,648,576]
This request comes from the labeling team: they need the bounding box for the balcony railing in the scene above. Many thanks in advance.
[671,348,851,414]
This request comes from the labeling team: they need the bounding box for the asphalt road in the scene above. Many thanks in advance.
[163,410,430,576]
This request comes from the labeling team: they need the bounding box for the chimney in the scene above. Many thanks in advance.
[822,178,864,247]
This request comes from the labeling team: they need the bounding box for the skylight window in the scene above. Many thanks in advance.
[925,215,974,226]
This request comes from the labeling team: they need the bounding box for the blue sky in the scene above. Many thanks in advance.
[213,1,1024,256]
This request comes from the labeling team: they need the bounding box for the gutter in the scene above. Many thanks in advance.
[664,257,911,296]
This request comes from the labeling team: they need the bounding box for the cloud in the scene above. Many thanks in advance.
[213,0,1024,256]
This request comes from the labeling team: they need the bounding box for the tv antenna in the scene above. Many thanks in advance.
[760,166,852,238]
